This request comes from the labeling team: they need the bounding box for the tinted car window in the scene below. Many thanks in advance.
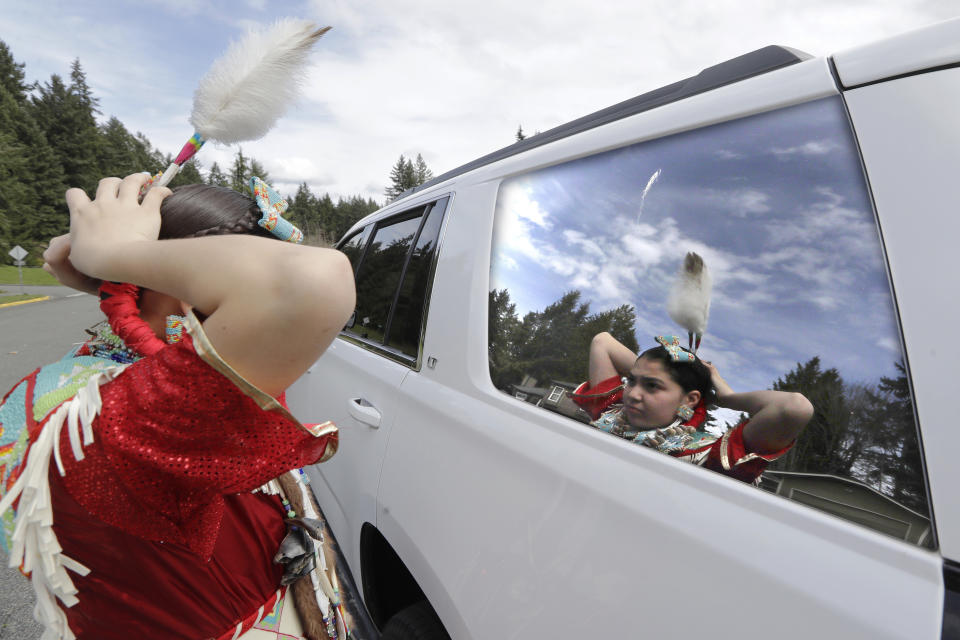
[351,212,424,345]
[339,226,371,274]
[488,96,933,548]
[343,199,447,365]
[386,200,446,357]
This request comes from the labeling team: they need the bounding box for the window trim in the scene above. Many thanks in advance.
[337,196,451,370]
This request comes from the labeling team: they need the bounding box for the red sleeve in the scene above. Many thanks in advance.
[702,420,792,484]
[569,375,624,420]
[58,333,337,559]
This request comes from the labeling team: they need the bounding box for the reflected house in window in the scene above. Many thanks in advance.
[510,377,592,422]
[759,471,932,548]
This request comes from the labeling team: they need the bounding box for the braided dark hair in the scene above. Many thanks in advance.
[159,183,276,240]
[99,183,279,357]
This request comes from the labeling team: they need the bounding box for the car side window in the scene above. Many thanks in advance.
[341,198,448,364]
[339,226,372,274]
[488,96,934,548]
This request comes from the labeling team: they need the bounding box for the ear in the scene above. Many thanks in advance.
[682,389,701,409]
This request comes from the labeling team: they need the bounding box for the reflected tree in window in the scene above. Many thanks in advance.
[768,359,926,512]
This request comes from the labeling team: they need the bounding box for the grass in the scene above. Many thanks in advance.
[0,294,45,305]
[0,266,59,286]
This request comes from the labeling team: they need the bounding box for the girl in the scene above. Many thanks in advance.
[1,173,354,639]
[572,332,813,483]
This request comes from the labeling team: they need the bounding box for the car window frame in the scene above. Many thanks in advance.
[336,196,450,370]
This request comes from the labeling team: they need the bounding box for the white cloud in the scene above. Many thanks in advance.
[877,336,900,352]
[715,149,743,160]
[621,233,665,267]
[2,0,954,208]
[771,140,841,157]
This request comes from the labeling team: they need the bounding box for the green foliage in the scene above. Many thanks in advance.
[206,161,229,187]
[385,153,433,201]
[488,288,638,389]
[0,52,67,260]
[0,41,28,105]
[31,65,101,194]
[97,117,161,176]
[168,158,203,187]
[768,358,927,512]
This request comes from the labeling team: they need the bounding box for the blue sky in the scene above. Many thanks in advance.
[490,97,905,399]
[1,1,956,203]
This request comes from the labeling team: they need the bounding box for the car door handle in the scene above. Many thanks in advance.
[348,398,381,428]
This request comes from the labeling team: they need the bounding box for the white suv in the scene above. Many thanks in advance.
[288,18,960,639]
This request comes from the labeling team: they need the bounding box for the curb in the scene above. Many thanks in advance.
[0,296,50,309]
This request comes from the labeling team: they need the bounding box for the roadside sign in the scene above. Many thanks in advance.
[8,245,27,294]
[8,245,27,262]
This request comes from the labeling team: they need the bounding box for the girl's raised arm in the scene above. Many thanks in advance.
[67,174,355,396]
[702,361,813,455]
[587,331,637,387]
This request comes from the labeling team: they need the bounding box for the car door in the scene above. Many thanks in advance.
[287,197,449,584]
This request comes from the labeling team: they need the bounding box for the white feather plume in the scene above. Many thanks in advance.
[667,252,712,336]
[190,19,330,144]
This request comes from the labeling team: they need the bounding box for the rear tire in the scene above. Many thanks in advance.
[381,601,450,640]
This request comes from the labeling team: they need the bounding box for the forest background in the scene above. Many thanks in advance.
[0,40,433,264]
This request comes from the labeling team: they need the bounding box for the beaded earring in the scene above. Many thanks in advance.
[676,404,695,422]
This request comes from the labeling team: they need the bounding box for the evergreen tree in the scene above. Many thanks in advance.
[486,289,641,390]
[98,117,155,177]
[248,158,270,184]
[384,153,433,200]
[413,153,433,185]
[316,192,336,239]
[0,126,29,255]
[488,289,523,389]
[207,161,229,187]
[230,148,250,193]
[227,148,270,194]
[865,363,927,511]
[0,64,66,256]
[69,58,99,116]
[385,154,413,200]
[31,67,100,194]
[168,158,203,187]
[0,41,29,106]
[768,358,853,475]
[289,182,321,244]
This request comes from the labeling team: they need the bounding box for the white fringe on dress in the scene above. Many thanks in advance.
[0,366,126,640]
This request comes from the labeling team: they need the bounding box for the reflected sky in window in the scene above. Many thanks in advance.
[491,97,903,395]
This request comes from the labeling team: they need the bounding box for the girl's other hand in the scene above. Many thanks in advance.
[42,234,101,295]
[66,174,171,280]
[701,358,734,401]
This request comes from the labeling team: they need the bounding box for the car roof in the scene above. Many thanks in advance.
[394,44,811,201]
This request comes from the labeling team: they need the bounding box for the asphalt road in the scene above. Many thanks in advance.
[0,287,102,640]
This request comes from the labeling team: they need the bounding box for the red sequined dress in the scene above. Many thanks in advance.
[0,312,337,639]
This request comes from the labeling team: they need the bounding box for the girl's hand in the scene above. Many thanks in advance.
[66,174,171,280]
[701,358,734,402]
[41,234,101,295]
